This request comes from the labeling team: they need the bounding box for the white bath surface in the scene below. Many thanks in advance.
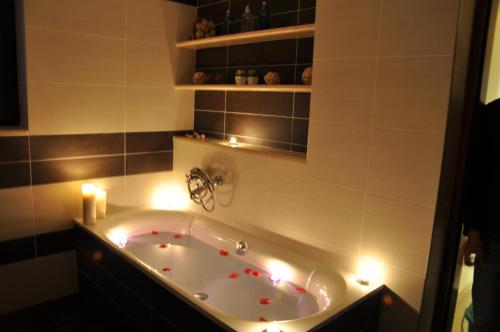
[123,231,321,322]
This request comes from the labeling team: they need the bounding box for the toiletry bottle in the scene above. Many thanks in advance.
[241,5,255,32]
[223,9,233,35]
[258,1,270,30]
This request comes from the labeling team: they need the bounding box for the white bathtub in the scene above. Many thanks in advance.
[76,209,382,331]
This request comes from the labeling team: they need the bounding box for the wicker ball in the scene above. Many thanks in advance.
[302,67,313,85]
[195,30,204,39]
[264,72,281,85]
[193,72,206,84]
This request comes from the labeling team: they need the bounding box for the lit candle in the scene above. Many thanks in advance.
[96,188,107,219]
[266,322,281,332]
[82,183,97,225]
[229,136,238,147]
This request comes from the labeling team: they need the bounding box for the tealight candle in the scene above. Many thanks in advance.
[96,188,107,219]
[82,183,97,225]
[229,136,238,147]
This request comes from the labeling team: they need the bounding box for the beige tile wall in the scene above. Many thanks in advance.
[0,0,195,313]
[24,0,195,135]
[173,0,461,314]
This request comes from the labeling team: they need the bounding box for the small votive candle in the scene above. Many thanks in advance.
[82,183,97,225]
[96,188,107,219]
[229,136,238,147]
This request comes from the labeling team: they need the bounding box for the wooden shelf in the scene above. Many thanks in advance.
[176,24,315,49]
[174,84,312,93]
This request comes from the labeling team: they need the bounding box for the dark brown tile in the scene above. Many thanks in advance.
[196,47,227,68]
[300,0,316,9]
[36,230,74,257]
[198,0,222,6]
[30,134,124,160]
[294,93,310,118]
[126,132,174,153]
[195,91,226,111]
[228,39,297,66]
[299,8,316,24]
[126,152,173,175]
[297,38,314,64]
[270,11,299,28]
[170,0,196,5]
[0,136,29,162]
[197,1,229,24]
[292,119,309,145]
[194,110,225,134]
[226,113,292,142]
[0,162,31,188]
[227,65,296,84]
[227,91,293,116]
[31,156,124,185]
[291,144,307,154]
[230,0,299,16]
[0,236,35,265]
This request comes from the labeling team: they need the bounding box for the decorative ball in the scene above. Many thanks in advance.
[208,20,216,30]
[195,22,203,31]
[264,72,281,85]
[302,67,313,85]
[208,30,216,37]
[193,72,206,84]
[195,30,204,39]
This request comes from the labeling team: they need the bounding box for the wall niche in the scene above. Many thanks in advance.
[176,0,316,154]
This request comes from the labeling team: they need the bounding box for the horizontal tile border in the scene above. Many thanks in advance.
[0,229,74,266]
[0,130,189,189]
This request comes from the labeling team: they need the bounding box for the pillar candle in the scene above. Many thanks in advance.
[82,183,97,225]
[96,188,107,219]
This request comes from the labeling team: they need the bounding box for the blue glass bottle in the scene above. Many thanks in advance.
[259,1,270,30]
[223,9,233,35]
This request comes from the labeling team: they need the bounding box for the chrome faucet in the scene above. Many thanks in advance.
[186,168,223,212]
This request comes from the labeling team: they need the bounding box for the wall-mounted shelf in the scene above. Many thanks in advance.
[176,24,315,50]
[174,84,312,93]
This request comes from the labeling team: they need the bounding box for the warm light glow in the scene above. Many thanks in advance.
[108,229,128,249]
[356,256,384,285]
[96,187,107,219]
[151,183,189,210]
[229,136,238,147]
[81,183,97,196]
[266,322,281,332]
[267,261,293,284]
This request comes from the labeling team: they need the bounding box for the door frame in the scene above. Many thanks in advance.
[418,0,494,331]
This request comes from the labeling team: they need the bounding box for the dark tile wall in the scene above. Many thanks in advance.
[195,91,310,152]
[198,0,316,34]
[75,224,382,332]
[0,229,74,266]
[0,131,188,189]
[193,1,315,153]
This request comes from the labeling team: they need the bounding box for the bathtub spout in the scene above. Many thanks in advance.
[236,240,248,256]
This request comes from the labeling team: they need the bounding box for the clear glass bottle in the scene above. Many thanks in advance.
[241,5,255,32]
[223,9,233,35]
[258,1,270,30]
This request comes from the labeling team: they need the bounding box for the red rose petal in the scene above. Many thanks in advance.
[151,230,159,236]
[296,287,306,294]
[173,234,182,239]
[251,271,260,277]
[260,298,272,305]
[259,316,267,322]
[162,267,171,272]
[159,243,168,249]
[244,268,253,274]
[228,272,239,279]
[219,249,229,256]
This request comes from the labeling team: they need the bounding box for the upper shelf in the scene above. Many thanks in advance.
[174,84,312,93]
[176,24,315,50]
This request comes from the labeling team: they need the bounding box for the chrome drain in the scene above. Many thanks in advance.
[194,292,208,301]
